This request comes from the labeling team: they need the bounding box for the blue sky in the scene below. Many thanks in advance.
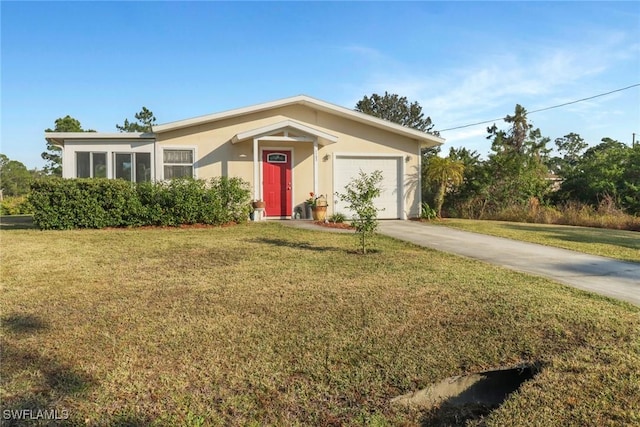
[2,1,639,169]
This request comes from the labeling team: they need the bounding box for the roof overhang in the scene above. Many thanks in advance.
[153,95,444,148]
[45,132,155,147]
[231,119,338,146]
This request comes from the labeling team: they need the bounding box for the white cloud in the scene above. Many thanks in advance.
[343,29,637,131]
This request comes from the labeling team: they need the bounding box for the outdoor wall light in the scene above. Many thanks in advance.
[323,154,330,161]
[405,155,412,162]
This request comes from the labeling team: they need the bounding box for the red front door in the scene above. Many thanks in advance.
[262,150,292,217]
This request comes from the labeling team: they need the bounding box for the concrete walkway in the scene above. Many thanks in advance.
[376,221,640,306]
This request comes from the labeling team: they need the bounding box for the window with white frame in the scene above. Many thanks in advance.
[114,152,151,182]
[163,149,194,179]
[76,152,107,178]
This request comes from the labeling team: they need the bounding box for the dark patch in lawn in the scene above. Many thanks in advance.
[1,342,96,395]
[2,314,49,334]
[102,412,155,427]
[247,237,338,252]
[346,249,382,255]
[0,215,36,230]
[391,364,541,427]
[502,223,640,252]
[1,341,97,426]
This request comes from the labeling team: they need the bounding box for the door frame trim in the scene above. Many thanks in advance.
[260,146,294,218]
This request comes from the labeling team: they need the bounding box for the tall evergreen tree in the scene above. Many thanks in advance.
[484,104,551,208]
[355,92,437,135]
[116,107,156,133]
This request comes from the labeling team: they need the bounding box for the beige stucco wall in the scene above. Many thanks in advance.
[156,105,422,218]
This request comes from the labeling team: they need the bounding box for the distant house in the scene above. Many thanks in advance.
[45,95,444,219]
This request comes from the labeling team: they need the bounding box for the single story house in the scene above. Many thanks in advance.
[45,95,444,219]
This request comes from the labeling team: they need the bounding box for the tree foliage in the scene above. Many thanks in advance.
[556,138,639,213]
[355,92,437,134]
[425,156,465,217]
[42,116,96,176]
[335,170,384,254]
[484,104,551,208]
[116,107,156,133]
[0,154,33,197]
[549,132,588,176]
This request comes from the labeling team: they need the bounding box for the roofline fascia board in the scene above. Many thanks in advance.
[296,97,445,145]
[44,132,154,139]
[153,95,445,146]
[44,132,155,146]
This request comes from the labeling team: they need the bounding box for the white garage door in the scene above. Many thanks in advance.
[333,155,402,219]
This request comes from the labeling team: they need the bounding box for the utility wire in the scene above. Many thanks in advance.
[436,83,640,133]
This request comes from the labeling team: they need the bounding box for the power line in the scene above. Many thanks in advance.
[436,83,640,133]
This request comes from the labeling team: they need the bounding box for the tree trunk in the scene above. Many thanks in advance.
[361,232,366,254]
[435,183,446,218]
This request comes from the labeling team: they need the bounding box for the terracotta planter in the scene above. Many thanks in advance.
[252,200,266,209]
[312,206,327,221]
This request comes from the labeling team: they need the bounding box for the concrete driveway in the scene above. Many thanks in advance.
[377,221,640,306]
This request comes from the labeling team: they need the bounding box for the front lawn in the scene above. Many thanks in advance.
[434,218,640,263]
[1,223,639,426]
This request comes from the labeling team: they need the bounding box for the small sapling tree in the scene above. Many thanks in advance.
[336,170,384,254]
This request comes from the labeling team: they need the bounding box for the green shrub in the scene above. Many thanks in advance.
[29,177,251,230]
[328,212,346,223]
[29,178,140,229]
[0,195,34,215]
[208,177,252,224]
[420,202,437,220]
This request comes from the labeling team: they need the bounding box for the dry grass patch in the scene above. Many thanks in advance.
[436,218,640,263]
[1,222,639,426]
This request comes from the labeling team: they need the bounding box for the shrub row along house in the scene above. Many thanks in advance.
[45,95,444,219]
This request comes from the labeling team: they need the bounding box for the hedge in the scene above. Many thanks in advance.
[28,177,251,230]
[0,196,34,215]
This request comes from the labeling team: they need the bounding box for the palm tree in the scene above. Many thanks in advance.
[426,156,465,217]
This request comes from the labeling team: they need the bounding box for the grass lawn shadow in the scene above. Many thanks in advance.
[502,223,640,252]
[1,342,97,425]
[246,237,339,252]
[2,314,49,334]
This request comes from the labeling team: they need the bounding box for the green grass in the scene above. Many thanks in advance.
[434,218,640,263]
[2,223,639,426]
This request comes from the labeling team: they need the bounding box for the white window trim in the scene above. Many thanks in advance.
[113,152,134,181]
[160,146,198,180]
[266,152,288,163]
[112,152,152,183]
[76,151,107,178]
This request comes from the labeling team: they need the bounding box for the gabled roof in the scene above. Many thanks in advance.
[154,95,444,147]
[231,119,338,146]
[45,132,154,147]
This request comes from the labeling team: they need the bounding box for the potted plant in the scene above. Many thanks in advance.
[306,192,328,221]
